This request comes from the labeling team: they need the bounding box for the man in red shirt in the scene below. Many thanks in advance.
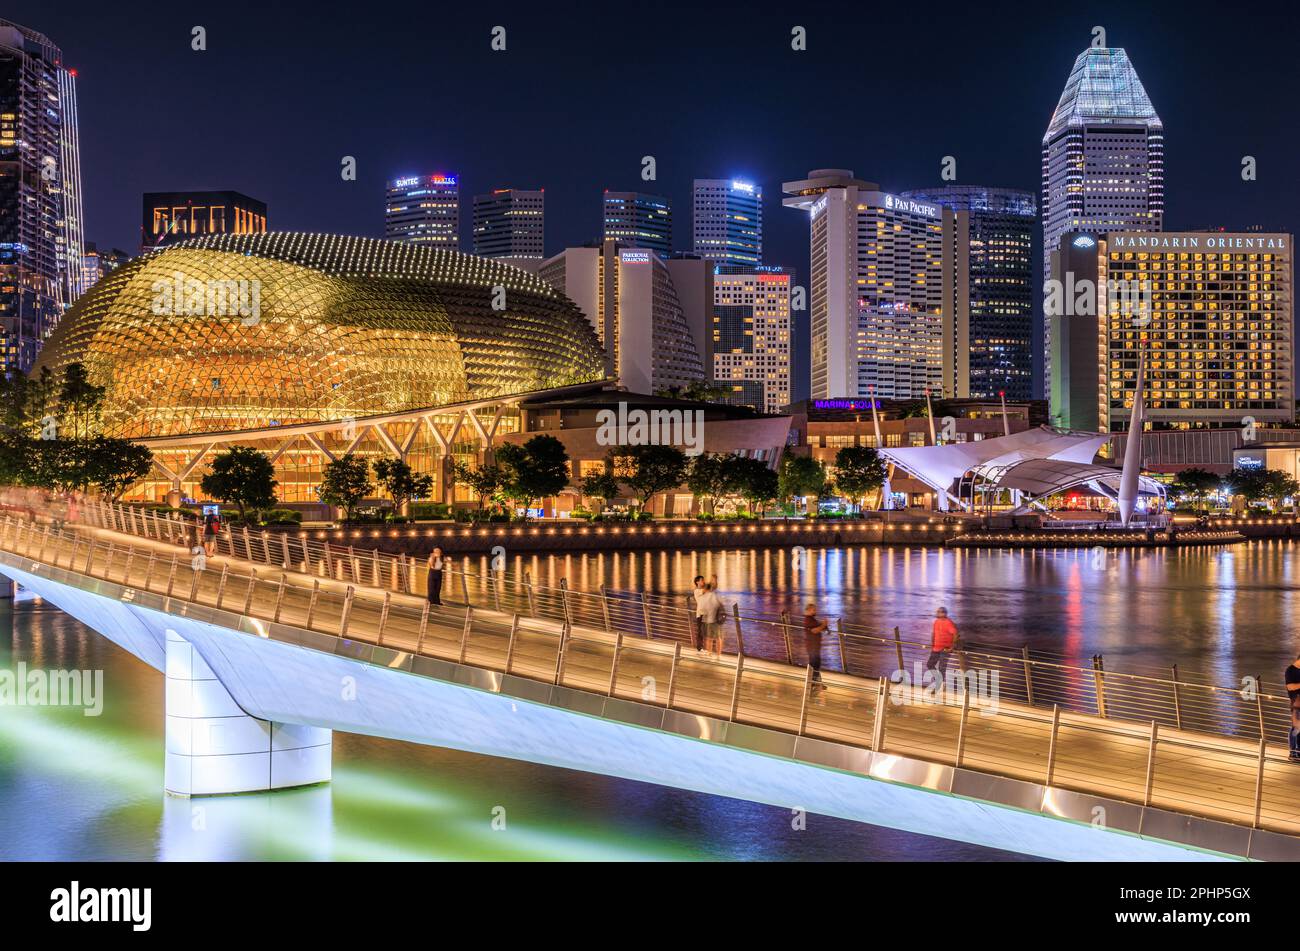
[926,606,958,687]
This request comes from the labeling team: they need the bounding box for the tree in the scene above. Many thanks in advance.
[579,470,620,513]
[686,453,742,515]
[374,457,433,516]
[733,457,779,516]
[611,443,689,514]
[833,445,888,512]
[452,460,504,513]
[495,435,570,518]
[655,380,732,403]
[779,454,828,512]
[317,453,373,521]
[81,437,153,501]
[1171,467,1222,510]
[1225,468,1298,511]
[57,362,106,442]
[201,446,278,520]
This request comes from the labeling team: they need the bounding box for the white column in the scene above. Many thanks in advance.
[164,629,331,796]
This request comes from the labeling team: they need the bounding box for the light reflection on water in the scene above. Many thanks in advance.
[491,541,1300,689]
[0,598,1035,862]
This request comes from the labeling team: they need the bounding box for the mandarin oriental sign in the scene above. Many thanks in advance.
[1111,233,1289,251]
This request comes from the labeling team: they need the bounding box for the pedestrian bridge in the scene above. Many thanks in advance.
[2,501,1299,863]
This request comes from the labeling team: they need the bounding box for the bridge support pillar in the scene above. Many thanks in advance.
[164,629,332,797]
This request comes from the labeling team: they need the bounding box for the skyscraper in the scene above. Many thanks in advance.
[81,242,131,292]
[602,191,672,255]
[472,188,544,258]
[385,173,459,248]
[693,179,761,265]
[1041,45,1164,396]
[0,19,84,372]
[783,170,967,401]
[536,241,706,394]
[902,186,1037,400]
[712,265,792,413]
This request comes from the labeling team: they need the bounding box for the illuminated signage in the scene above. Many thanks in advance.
[392,177,419,188]
[814,399,880,411]
[1071,234,1096,249]
[731,180,756,194]
[619,249,652,264]
[1235,455,1265,470]
[882,194,938,218]
[392,174,457,189]
[1110,233,1288,251]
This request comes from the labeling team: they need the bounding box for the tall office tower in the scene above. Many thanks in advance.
[142,191,267,252]
[472,188,544,258]
[1100,232,1292,431]
[693,179,762,265]
[81,242,131,291]
[537,241,705,394]
[902,186,1036,400]
[712,265,792,412]
[783,170,967,401]
[0,19,85,372]
[602,191,672,255]
[385,173,459,248]
[1041,45,1164,396]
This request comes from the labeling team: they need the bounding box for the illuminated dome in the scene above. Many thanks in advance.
[35,233,607,438]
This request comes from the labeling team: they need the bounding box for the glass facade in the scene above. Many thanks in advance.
[34,232,608,440]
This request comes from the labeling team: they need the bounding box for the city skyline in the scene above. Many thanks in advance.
[17,0,1294,396]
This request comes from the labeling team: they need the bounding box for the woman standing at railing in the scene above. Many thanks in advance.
[696,581,725,658]
[426,547,445,606]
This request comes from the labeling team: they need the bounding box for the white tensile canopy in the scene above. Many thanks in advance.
[876,426,1163,512]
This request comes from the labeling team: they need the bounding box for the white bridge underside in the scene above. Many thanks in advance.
[4,562,1256,863]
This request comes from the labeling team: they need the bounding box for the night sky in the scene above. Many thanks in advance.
[14,0,1300,394]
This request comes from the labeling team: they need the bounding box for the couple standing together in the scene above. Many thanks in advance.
[690,575,727,657]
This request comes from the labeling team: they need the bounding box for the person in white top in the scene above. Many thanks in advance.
[690,575,707,651]
[696,581,725,658]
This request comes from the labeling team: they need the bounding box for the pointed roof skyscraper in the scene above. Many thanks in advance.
[1044,46,1162,140]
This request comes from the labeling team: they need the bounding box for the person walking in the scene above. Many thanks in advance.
[926,606,958,688]
[426,548,445,606]
[696,581,725,658]
[202,510,221,557]
[1287,653,1300,762]
[689,575,706,652]
[803,602,830,691]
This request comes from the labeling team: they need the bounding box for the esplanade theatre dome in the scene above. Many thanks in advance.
[35,232,607,439]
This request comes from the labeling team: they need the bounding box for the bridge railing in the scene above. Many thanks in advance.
[2,511,1297,838]
[69,498,1298,745]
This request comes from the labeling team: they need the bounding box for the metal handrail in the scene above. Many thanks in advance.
[2,511,1297,838]
[63,497,1300,744]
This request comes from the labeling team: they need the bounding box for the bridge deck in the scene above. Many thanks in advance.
[6,515,1300,842]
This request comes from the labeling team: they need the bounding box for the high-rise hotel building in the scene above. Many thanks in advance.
[142,190,267,251]
[783,170,967,401]
[712,265,792,413]
[1041,46,1164,397]
[0,19,85,372]
[602,191,672,256]
[1102,232,1292,432]
[385,174,459,248]
[1053,231,1294,432]
[693,179,762,265]
[902,186,1036,401]
[472,188,544,258]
